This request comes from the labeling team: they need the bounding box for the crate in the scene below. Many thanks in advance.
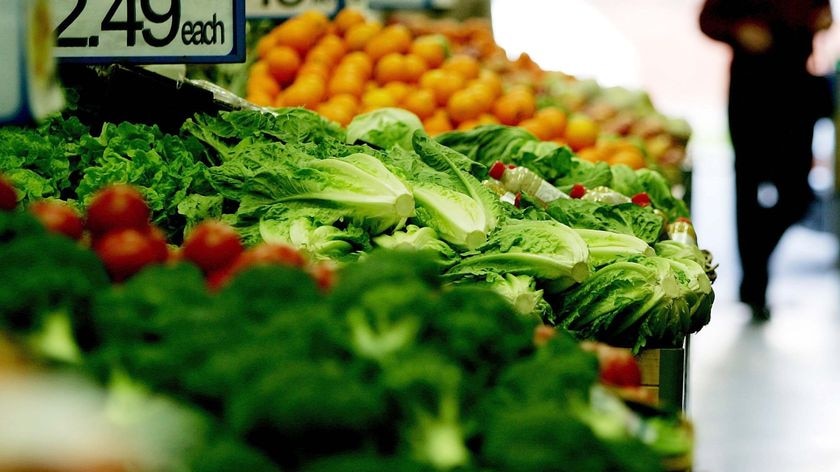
[636,337,689,410]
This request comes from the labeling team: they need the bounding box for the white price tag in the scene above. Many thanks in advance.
[51,0,245,63]
[245,0,341,19]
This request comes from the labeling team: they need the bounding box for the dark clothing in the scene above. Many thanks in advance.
[700,0,833,308]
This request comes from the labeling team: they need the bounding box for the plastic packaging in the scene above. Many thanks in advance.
[488,161,569,206]
[482,179,519,206]
[666,218,698,246]
[581,186,632,204]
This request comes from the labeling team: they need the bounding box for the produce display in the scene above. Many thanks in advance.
[391,13,693,188]
[0,181,693,471]
[241,9,660,174]
[0,7,711,469]
[0,105,714,354]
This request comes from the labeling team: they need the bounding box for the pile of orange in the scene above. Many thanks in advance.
[245,8,602,144]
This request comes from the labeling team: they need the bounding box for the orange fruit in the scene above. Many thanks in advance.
[317,101,354,126]
[249,60,270,77]
[608,148,647,169]
[338,51,373,78]
[492,91,536,125]
[333,8,366,36]
[383,82,411,103]
[329,93,360,113]
[315,34,346,62]
[280,76,326,109]
[477,113,499,125]
[423,109,453,136]
[345,21,382,51]
[375,53,407,84]
[457,119,479,131]
[469,73,502,101]
[365,24,412,62]
[328,72,365,97]
[256,32,279,59]
[247,73,281,98]
[576,147,603,163]
[442,54,480,80]
[297,10,330,32]
[447,89,484,124]
[402,54,428,83]
[535,106,568,138]
[401,88,436,120]
[274,18,324,55]
[247,91,275,107]
[410,35,447,69]
[297,61,331,82]
[420,69,465,107]
[265,46,301,86]
[362,87,397,110]
[518,118,553,141]
[565,115,600,151]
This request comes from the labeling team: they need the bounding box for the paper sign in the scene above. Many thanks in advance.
[51,0,245,63]
[245,0,341,19]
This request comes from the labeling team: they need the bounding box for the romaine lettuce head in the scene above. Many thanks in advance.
[259,207,371,262]
[574,228,654,268]
[446,219,590,287]
[544,198,665,244]
[372,225,460,268]
[553,158,613,192]
[346,108,425,150]
[436,125,572,180]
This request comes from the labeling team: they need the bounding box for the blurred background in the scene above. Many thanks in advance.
[487,0,840,470]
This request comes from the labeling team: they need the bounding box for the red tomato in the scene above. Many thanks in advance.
[85,185,150,236]
[307,260,338,292]
[230,242,307,273]
[598,347,642,388]
[0,176,17,211]
[206,266,234,291]
[28,201,85,240]
[94,228,168,282]
[182,221,244,273]
[145,225,170,264]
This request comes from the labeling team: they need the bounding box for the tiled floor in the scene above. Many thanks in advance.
[687,117,840,471]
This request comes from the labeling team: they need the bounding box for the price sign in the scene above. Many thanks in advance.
[245,0,342,19]
[368,0,453,9]
[51,0,245,63]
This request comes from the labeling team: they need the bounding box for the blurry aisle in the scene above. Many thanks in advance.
[688,113,840,471]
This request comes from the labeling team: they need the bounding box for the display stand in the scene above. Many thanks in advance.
[637,337,689,411]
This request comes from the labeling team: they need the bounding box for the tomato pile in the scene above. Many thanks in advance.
[0,177,334,290]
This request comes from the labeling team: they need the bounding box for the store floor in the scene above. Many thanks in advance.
[686,117,840,471]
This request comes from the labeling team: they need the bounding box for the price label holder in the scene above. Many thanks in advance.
[51,0,246,64]
[245,0,344,19]
[1,0,64,124]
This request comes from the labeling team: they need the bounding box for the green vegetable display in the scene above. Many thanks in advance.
[0,210,685,471]
[1,105,714,356]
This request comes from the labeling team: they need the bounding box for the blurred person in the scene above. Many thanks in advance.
[699,0,834,321]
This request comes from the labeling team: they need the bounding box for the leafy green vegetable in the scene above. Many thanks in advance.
[411,132,503,248]
[372,225,459,268]
[553,253,712,353]
[259,206,371,262]
[478,273,552,319]
[575,227,654,268]
[436,124,572,180]
[553,158,613,191]
[346,108,425,150]
[543,198,665,244]
[610,165,690,222]
[446,219,590,291]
